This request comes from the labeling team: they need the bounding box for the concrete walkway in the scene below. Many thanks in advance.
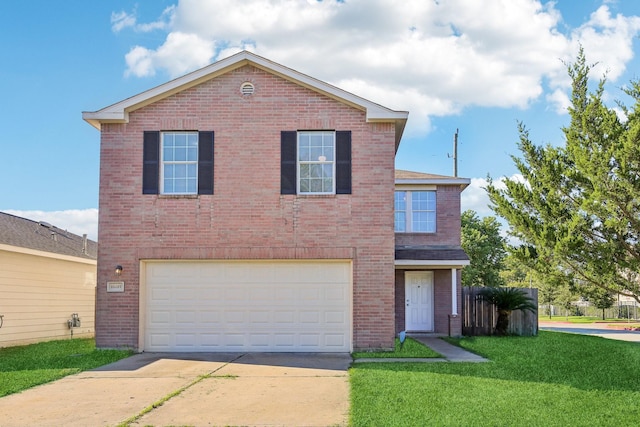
[353,336,488,363]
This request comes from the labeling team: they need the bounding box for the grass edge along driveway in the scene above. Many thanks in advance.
[0,338,134,397]
[350,331,640,426]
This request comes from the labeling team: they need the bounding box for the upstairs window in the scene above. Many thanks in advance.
[161,132,198,195]
[142,131,214,195]
[298,131,335,194]
[395,191,436,232]
[280,130,351,195]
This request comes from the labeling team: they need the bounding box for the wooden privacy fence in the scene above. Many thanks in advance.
[462,287,539,336]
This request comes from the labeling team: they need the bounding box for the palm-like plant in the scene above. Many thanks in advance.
[479,287,537,335]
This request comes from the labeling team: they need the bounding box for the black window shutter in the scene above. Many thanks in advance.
[335,131,352,194]
[198,131,214,195]
[143,131,160,194]
[281,131,297,194]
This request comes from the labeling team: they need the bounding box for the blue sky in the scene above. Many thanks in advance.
[2,0,640,240]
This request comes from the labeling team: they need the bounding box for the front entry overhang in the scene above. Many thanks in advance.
[394,246,469,270]
[395,246,469,317]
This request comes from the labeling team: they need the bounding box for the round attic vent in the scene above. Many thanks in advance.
[240,82,255,95]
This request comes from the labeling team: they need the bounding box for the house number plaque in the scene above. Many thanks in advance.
[107,281,125,293]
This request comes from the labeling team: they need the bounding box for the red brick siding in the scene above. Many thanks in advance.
[394,270,405,334]
[395,185,462,246]
[96,65,396,350]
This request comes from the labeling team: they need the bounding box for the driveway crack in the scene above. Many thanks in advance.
[116,354,247,427]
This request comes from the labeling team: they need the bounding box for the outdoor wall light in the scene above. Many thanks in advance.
[115,265,123,276]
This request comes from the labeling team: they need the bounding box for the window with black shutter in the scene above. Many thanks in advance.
[280,130,351,195]
[281,131,297,194]
[143,131,160,194]
[142,131,214,195]
[335,131,351,194]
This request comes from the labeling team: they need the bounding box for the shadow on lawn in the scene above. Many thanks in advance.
[353,331,640,393]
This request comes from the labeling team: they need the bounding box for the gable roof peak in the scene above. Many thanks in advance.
[82,50,408,148]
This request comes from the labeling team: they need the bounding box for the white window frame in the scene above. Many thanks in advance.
[160,131,199,195]
[297,131,336,195]
[395,191,407,232]
[394,190,436,233]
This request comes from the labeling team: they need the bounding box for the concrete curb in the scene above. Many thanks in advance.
[353,357,448,363]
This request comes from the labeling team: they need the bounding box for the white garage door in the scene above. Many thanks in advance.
[143,260,352,352]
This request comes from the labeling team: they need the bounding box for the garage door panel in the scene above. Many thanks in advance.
[326,334,346,347]
[150,287,171,302]
[144,261,351,352]
[299,334,321,346]
[200,333,221,346]
[325,311,346,324]
[274,334,295,346]
[299,311,320,323]
[274,311,295,323]
[175,311,196,324]
[149,333,170,347]
[149,311,171,325]
[225,310,245,323]
[198,310,221,324]
[326,285,347,301]
[275,288,296,301]
[249,311,270,323]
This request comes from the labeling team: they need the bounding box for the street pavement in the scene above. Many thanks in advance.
[539,321,640,342]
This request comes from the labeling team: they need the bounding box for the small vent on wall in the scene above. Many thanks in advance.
[240,82,255,95]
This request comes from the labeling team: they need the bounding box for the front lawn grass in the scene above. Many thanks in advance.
[352,337,441,359]
[0,338,134,397]
[350,331,640,426]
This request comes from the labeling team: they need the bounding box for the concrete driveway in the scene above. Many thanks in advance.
[0,352,351,427]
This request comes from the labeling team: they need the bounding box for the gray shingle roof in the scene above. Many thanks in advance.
[395,245,469,261]
[395,170,458,180]
[0,212,97,260]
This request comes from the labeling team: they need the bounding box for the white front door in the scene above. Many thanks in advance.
[405,271,434,332]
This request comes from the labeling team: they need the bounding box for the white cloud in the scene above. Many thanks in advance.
[125,46,155,77]
[4,209,99,241]
[461,177,492,216]
[112,6,174,34]
[111,11,136,33]
[154,32,215,77]
[571,5,640,81]
[461,175,527,246]
[461,174,525,216]
[546,88,572,114]
[113,0,640,133]
[125,32,214,78]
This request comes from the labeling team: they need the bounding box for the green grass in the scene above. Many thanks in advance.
[0,338,134,397]
[350,331,640,426]
[352,337,441,359]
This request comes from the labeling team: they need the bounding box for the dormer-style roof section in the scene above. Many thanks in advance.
[395,169,470,190]
[83,50,409,148]
[0,211,97,261]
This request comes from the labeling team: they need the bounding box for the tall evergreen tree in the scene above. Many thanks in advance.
[487,48,640,303]
[461,210,507,287]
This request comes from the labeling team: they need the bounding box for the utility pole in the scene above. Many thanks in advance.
[448,128,459,177]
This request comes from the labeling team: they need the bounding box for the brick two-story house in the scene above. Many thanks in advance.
[83,51,468,352]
